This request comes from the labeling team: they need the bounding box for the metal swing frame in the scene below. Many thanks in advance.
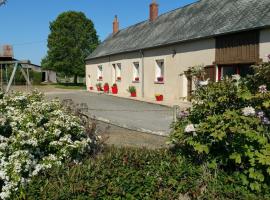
[0,61,31,93]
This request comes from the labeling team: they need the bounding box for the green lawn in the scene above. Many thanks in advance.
[53,83,86,90]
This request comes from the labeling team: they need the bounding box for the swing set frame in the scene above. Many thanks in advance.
[0,60,31,93]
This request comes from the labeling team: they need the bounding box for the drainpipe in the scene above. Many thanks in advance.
[140,50,145,98]
[109,55,111,84]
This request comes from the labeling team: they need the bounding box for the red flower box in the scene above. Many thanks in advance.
[130,92,137,97]
[135,77,139,81]
[155,95,163,101]
[89,86,94,90]
[111,86,118,94]
[104,84,109,93]
[157,77,164,82]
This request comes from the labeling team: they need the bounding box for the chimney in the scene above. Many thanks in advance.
[113,15,119,34]
[150,0,159,22]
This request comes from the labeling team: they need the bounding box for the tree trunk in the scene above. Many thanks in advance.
[74,74,78,84]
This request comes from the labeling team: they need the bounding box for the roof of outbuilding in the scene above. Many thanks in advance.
[86,0,270,60]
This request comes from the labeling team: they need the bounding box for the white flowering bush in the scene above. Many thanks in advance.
[0,91,98,199]
[171,78,270,192]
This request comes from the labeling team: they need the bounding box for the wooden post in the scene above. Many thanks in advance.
[6,62,18,93]
[173,105,179,123]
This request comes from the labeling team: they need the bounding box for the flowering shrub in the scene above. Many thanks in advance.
[171,78,270,192]
[0,91,98,199]
[246,61,270,93]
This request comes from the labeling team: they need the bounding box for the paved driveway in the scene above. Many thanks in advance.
[46,91,174,135]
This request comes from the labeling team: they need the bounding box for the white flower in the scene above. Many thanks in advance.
[242,106,256,116]
[198,79,209,86]
[0,91,97,199]
[232,74,241,81]
[0,116,6,126]
[259,85,267,94]
[185,124,196,133]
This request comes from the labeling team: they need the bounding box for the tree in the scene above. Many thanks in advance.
[0,0,7,6]
[43,11,99,84]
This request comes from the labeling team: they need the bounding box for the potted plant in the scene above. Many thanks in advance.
[98,76,103,80]
[111,83,118,94]
[103,83,109,93]
[135,77,140,82]
[155,94,163,101]
[117,77,121,81]
[89,86,94,90]
[127,86,136,97]
[96,83,103,91]
[157,77,164,82]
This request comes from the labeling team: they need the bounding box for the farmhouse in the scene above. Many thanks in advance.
[86,0,270,101]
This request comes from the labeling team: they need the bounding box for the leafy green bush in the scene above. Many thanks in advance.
[31,71,42,85]
[171,78,270,192]
[246,61,270,93]
[16,146,269,200]
[0,91,98,199]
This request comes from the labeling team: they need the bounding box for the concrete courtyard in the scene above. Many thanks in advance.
[46,90,174,135]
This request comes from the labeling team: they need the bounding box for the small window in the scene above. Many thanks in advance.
[133,62,140,82]
[155,60,164,83]
[97,65,103,80]
[116,63,121,81]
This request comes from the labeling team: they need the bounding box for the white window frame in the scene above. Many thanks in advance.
[112,64,116,82]
[116,63,121,81]
[97,65,103,80]
[133,62,140,82]
[155,59,164,83]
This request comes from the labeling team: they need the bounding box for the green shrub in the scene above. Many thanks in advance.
[31,71,42,85]
[0,91,98,199]
[16,146,270,200]
[246,61,270,93]
[171,78,270,192]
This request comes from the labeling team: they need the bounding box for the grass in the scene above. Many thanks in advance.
[15,146,270,200]
[53,83,86,90]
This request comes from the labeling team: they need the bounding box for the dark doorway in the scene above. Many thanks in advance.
[42,72,46,82]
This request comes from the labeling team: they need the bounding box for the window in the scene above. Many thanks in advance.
[155,59,164,83]
[112,64,116,82]
[116,63,121,81]
[97,65,103,80]
[133,62,140,82]
[218,64,253,80]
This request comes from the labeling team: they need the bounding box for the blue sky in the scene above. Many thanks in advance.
[0,0,196,65]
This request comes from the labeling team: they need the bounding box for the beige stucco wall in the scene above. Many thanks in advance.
[143,38,215,100]
[86,52,143,97]
[86,38,215,101]
[260,28,270,62]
